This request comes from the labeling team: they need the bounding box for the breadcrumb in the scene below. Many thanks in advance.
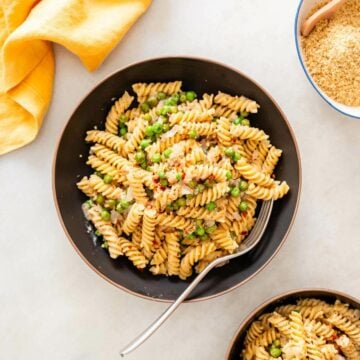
[301,0,360,107]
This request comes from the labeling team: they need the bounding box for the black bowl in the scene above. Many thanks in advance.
[53,57,301,302]
[226,288,360,359]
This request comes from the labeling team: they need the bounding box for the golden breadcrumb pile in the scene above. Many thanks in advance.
[301,0,360,107]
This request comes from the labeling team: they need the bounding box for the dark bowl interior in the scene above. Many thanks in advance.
[53,57,301,302]
[227,289,360,359]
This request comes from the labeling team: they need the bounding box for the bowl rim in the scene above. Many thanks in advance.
[52,55,302,303]
[294,0,360,120]
[225,287,360,359]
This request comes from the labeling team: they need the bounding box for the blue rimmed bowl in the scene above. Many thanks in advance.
[295,0,360,119]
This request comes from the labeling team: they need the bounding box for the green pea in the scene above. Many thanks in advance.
[196,184,205,192]
[233,116,243,125]
[158,171,166,179]
[206,224,217,234]
[95,229,101,236]
[186,91,197,102]
[231,187,240,197]
[157,91,167,100]
[177,198,186,207]
[135,151,146,163]
[176,173,182,181]
[232,152,241,162]
[165,98,177,106]
[172,202,180,210]
[101,209,111,221]
[103,175,113,184]
[206,202,216,211]
[140,102,150,113]
[160,178,168,187]
[95,194,105,205]
[273,340,281,348]
[196,227,205,236]
[226,171,232,180]
[200,234,209,241]
[160,106,171,116]
[269,347,282,358]
[101,242,109,249]
[166,204,174,211]
[145,125,154,137]
[186,233,196,240]
[163,149,172,158]
[115,202,124,213]
[119,126,127,136]
[179,92,187,103]
[163,123,170,132]
[85,199,94,207]
[241,119,250,127]
[170,106,178,114]
[106,199,116,208]
[143,113,152,122]
[153,122,163,134]
[140,139,151,150]
[172,94,180,103]
[240,111,249,117]
[189,129,198,139]
[188,180,198,189]
[147,96,158,108]
[152,153,161,163]
[225,148,235,157]
[186,194,194,200]
[239,201,248,212]
[195,219,203,227]
[239,180,248,191]
[119,199,130,210]
[118,114,128,124]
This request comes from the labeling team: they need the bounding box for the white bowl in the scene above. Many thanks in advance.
[295,0,360,119]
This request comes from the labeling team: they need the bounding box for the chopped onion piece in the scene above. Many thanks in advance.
[204,220,215,227]
[111,210,120,224]
[161,125,181,140]
[233,212,241,221]
[181,185,192,195]
[126,187,134,201]
[81,203,91,220]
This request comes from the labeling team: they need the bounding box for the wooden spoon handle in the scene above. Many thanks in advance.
[301,0,347,36]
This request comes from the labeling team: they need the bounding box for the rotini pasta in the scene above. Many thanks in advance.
[78,82,289,279]
[105,91,134,134]
[241,297,360,360]
[214,91,260,113]
[132,81,182,103]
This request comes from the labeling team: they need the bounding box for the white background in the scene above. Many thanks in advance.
[1,1,359,359]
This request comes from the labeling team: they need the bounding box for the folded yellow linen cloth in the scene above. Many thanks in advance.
[0,0,152,155]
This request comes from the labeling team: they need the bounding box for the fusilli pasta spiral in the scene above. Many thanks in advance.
[241,297,360,360]
[78,82,289,279]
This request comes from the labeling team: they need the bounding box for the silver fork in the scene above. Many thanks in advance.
[120,200,273,357]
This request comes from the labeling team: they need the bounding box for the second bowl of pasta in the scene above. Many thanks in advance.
[226,288,360,359]
[53,57,301,301]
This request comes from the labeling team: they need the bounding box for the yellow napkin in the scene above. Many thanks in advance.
[0,0,152,155]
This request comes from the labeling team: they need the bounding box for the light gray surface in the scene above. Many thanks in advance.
[1,1,359,359]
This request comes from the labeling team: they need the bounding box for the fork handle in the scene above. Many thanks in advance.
[119,260,217,357]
